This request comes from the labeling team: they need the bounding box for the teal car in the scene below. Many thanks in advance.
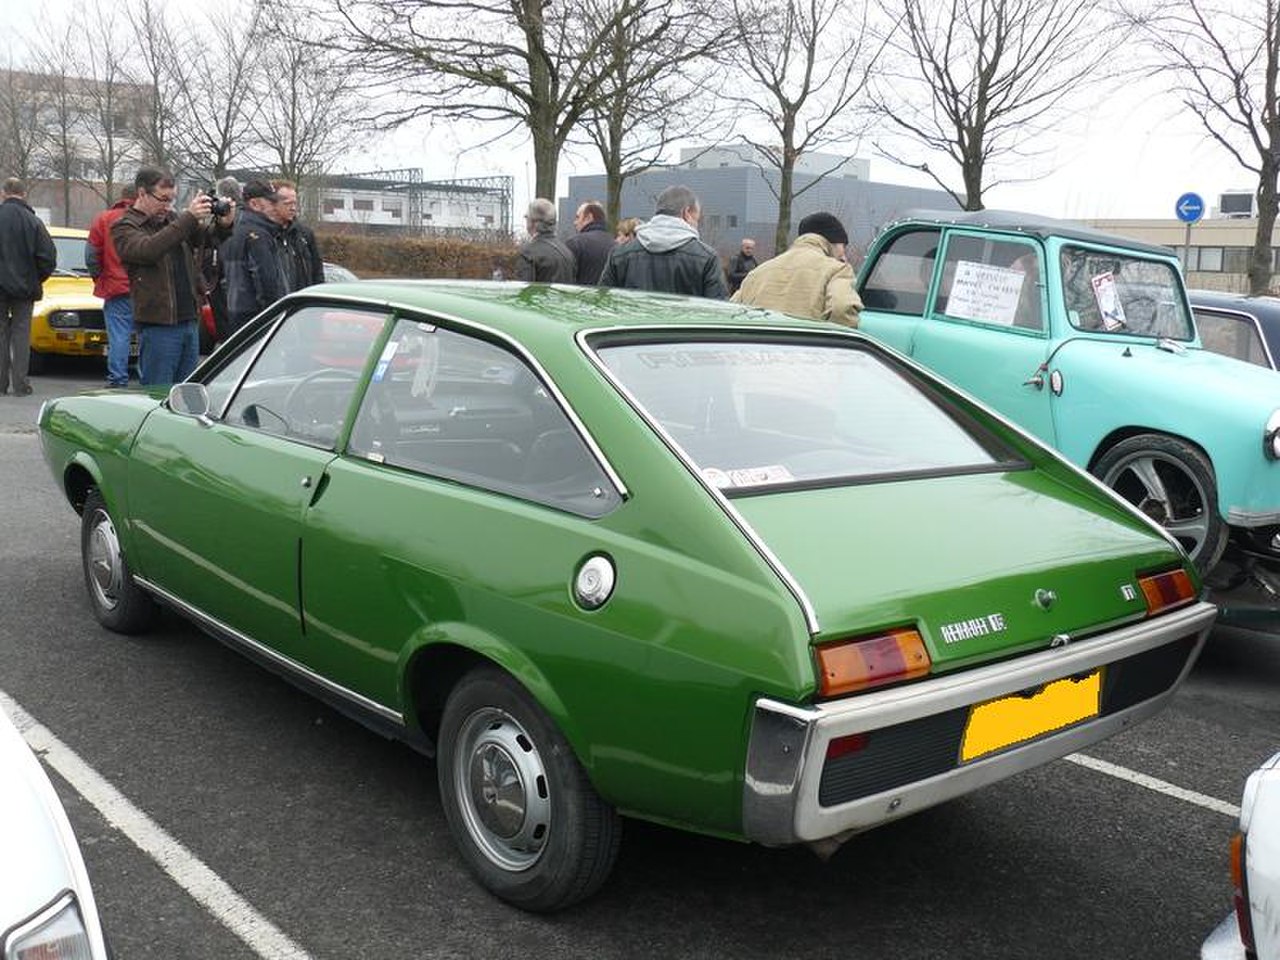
[856,211,1280,621]
[40,281,1216,910]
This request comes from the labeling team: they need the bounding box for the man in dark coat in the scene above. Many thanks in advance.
[516,198,575,283]
[726,237,758,295]
[598,185,726,298]
[271,179,325,290]
[565,200,613,285]
[0,178,56,396]
[220,179,291,335]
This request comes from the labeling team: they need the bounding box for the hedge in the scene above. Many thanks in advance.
[313,229,519,280]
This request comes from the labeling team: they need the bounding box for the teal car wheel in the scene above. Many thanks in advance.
[80,489,156,635]
[1094,434,1227,573]
[437,667,620,912]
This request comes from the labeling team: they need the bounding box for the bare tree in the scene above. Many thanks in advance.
[29,22,82,226]
[251,22,369,197]
[871,0,1125,211]
[313,0,673,198]
[72,1,143,206]
[724,0,887,252]
[129,0,187,174]
[169,3,268,178]
[1128,0,1280,295]
[572,0,730,227]
[0,61,49,181]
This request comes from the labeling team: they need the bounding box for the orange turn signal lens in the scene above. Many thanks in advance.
[1138,568,1195,615]
[816,627,931,698]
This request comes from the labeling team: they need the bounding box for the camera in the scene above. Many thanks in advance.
[204,189,232,218]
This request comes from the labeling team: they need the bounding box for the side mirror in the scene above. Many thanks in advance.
[168,382,212,425]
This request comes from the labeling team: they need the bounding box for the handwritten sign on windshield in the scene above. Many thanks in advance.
[946,261,1025,326]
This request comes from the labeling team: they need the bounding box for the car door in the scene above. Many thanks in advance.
[907,232,1058,445]
[126,302,389,653]
[294,316,623,707]
[855,227,940,355]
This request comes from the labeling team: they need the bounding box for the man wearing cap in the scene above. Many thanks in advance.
[730,212,862,327]
[221,178,291,335]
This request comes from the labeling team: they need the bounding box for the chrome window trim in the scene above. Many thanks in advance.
[135,576,404,727]
[742,600,1216,846]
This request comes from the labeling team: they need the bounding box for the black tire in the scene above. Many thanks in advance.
[80,489,157,634]
[27,350,46,375]
[437,667,620,912]
[1093,434,1228,573]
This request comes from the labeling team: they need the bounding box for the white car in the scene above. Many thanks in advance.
[0,703,110,959]
[1203,751,1280,960]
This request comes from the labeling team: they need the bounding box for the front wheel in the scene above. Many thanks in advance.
[81,489,156,634]
[1093,434,1227,573]
[437,667,620,912]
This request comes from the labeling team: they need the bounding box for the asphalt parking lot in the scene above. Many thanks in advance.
[3,358,1278,959]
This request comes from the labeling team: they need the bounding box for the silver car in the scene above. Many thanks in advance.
[1202,750,1280,960]
[0,702,110,959]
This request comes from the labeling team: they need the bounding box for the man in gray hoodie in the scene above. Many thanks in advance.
[598,185,727,298]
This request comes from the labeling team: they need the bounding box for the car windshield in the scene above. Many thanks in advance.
[1060,246,1193,339]
[596,338,1011,493]
[52,236,90,277]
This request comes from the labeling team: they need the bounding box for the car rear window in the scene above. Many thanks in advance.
[596,339,1010,492]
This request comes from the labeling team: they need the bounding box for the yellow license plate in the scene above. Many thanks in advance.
[961,671,1102,763]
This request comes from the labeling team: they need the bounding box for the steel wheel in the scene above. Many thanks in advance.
[452,706,552,872]
[1094,434,1227,572]
[80,489,156,634]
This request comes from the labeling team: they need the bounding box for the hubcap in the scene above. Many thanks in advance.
[453,708,551,871]
[86,509,124,611]
[1101,452,1211,560]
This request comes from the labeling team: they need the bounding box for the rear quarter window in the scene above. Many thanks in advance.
[859,229,941,315]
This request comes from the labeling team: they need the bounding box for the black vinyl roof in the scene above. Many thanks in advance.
[890,209,1177,258]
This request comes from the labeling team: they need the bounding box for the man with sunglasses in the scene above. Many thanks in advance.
[112,166,235,386]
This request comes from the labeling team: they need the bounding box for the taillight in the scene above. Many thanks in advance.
[1231,832,1257,954]
[815,627,931,697]
[1137,567,1195,615]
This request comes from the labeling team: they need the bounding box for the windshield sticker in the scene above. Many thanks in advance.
[701,468,733,488]
[371,338,401,383]
[1090,272,1127,330]
[634,348,858,370]
[945,261,1024,325]
[726,465,794,487]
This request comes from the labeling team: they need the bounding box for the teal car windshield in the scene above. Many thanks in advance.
[1060,246,1193,339]
[598,340,1009,492]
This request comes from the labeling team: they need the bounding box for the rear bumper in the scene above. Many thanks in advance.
[742,601,1217,846]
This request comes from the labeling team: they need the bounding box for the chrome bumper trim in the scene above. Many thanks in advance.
[135,576,404,727]
[743,601,1217,846]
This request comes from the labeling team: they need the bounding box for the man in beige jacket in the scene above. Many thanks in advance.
[730,212,862,327]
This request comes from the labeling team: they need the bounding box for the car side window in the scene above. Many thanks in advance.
[347,318,618,518]
[1194,309,1272,367]
[859,229,941,314]
[222,305,388,448]
[934,235,1043,331]
[202,320,276,417]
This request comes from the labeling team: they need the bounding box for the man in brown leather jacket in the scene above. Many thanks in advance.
[112,167,234,385]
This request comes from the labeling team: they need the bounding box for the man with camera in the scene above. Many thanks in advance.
[221,178,291,335]
[112,167,234,386]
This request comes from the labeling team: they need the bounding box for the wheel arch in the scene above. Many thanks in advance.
[62,455,105,514]
[1086,427,1216,485]
[401,634,574,758]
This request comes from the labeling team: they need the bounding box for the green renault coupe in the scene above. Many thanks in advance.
[39,281,1216,911]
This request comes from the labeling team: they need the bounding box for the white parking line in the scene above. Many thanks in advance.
[1066,752,1242,819]
[0,690,312,960]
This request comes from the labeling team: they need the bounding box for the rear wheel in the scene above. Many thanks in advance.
[81,489,156,634]
[1093,434,1227,573]
[437,667,620,912]
[27,350,46,375]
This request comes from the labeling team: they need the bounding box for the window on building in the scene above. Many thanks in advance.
[1223,247,1251,274]
[384,202,402,219]
[1197,247,1224,272]
[322,198,345,215]
[353,199,374,212]
[728,215,738,228]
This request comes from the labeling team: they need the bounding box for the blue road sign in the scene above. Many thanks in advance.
[1176,192,1205,223]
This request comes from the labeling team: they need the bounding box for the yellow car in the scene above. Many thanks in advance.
[29,227,109,373]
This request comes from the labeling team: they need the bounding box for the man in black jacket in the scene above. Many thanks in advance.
[221,179,290,334]
[271,179,325,290]
[517,199,575,283]
[726,237,758,295]
[598,185,726,298]
[565,200,613,285]
[0,178,56,396]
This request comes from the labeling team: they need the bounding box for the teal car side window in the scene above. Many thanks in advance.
[859,228,940,315]
[347,318,617,518]
[1060,246,1194,339]
[222,304,388,448]
[934,235,1043,331]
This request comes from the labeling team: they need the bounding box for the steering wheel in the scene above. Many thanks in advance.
[282,367,361,439]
